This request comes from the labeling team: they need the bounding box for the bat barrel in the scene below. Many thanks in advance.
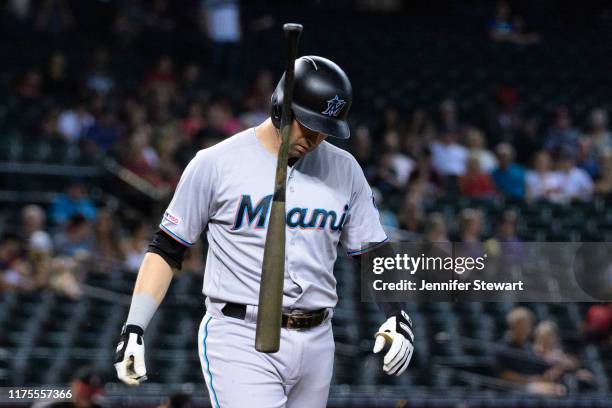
[255,22,304,353]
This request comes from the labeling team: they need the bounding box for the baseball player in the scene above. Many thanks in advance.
[114,56,414,408]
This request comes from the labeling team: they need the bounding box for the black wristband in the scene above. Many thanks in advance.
[124,324,144,337]
[115,324,144,363]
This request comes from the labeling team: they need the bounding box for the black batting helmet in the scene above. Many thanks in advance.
[271,56,352,139]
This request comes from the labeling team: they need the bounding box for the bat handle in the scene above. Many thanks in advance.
[375,332,394,343]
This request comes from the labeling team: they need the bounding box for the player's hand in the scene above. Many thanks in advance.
[373,310,414,376]
[114,324,148,385]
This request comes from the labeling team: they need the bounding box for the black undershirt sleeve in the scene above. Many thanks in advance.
[147,229,189,270]
[351,242,406,318]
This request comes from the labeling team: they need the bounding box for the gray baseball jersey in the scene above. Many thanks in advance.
[160,127,387,310]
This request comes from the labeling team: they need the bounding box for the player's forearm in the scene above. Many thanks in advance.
[125,252,174,330]
[133,252,174,302]
[352,243,406,317]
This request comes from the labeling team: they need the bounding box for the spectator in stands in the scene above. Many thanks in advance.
[122,97,147,132]
[42,51,75,101]
[438,99,461,131]
[69,367,105,408]
[200,0,242,83]
[407,152,444,204]
[498,307,566,396]
[21,206,81,294]
[496,209,518,240]
[487,85,522,145]
[85,47,115,95]
[111,1,145,47]
[351,125,376,181]
[459,155,497,199]
[594,151,612,198]
[180,62,208,103]
[488,1,539,45]
[54,213,94,258]
[515,117,543,165]
[83,107,121,153]
[497,210,522,245]
[499,306,534,363]
[492,143,526,200]
[465,128,497,173]
[181,101,206,143]
[533,321,572,370]
[58,100,95,144]
[396,193,423,237]
[92,208,125,273]
[544,107,580,160]
[371,187,398,229]
[5,0,34,33]
[15,68,43,100]
[156,132,181,189]
[457,209,484,264]
[37,366,105,408]
[423,212,449,243]
[488,0,514,43]
[241,70,274,128]
[206,100,241,137]
[34,0,75,38]
[534,320,594,383]
[487,209,526,267]
[21,204,53,254]
[580,109,612,175]
[526,150,563,202]
[381,130,415,187]
[373,151,404,197]
[553,151,594,203]
[511,16,540,45]
[0,233,33,291]
[39,108,65,149]
[143,0,176,51]
[378,103,403,135]
[157,391,193,408]
[404,110,436,163]
[144,55,178,106]
[430,126,468,177]
[123,125,170,189]
[583,303,612,343]
[50,179,96,225]
[406,109,437,144]
[123,221,151,272]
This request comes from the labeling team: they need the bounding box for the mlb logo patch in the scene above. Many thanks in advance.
[164,211,181,225]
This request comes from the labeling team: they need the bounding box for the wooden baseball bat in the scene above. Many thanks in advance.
[255,23,303,353]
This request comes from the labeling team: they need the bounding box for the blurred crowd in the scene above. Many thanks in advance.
[496,305,611,396]
[1,0,611,297]
[0,178,205,296]
[0,1,610,401]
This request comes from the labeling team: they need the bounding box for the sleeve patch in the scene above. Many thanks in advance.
[163,211,181,225]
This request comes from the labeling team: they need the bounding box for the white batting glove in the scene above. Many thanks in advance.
[373,310,414,376]
[114,324,148,385]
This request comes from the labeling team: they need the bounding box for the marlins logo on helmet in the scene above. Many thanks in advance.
[321,95,347,117]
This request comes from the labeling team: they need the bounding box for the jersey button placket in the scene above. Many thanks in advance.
[288,168,295,193]
[286,169,299,288]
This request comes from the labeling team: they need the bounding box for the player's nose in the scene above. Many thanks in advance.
[305,132,324,147]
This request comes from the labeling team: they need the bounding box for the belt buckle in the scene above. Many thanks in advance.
[286,312,309,330]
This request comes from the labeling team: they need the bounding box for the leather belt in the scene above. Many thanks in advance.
[221,302,328,330]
